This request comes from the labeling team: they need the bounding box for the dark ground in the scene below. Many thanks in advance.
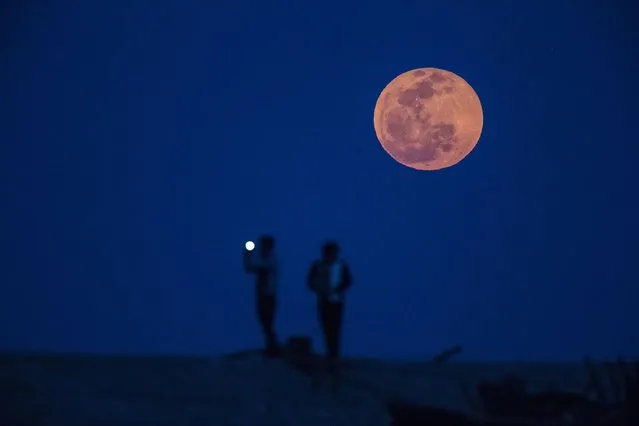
[0,352,591,426]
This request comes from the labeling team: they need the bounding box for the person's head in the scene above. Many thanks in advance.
[259,235,275,255]
[322,240,340,262]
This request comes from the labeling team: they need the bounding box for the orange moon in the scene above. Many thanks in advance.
[373,67,483,171]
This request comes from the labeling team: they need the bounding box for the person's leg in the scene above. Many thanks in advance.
[325,303,339,359]
[257,294,277,354]
[318,300,332,358]
[325,302,344,374]
[331,302,344,359]
[323,302,344,391]
[263,295,278,352]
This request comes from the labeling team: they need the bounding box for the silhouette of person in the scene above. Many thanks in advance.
[243,235,279,357]
[307,240,352,380]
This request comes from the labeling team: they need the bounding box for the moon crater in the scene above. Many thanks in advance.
[374,68,483,171]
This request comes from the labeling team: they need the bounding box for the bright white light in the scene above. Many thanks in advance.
[245,241,255,251]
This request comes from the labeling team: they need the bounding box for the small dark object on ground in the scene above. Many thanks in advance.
[263,341,281,358]
[286,336,313,356]
[282,335,318,375]
[431,345,463,364]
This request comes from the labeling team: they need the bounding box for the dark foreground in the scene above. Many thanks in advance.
[0,352,618,426]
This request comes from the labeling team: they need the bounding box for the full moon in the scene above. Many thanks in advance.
[245,241,255,251]
[373,67,483,171]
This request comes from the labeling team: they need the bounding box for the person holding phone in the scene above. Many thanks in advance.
[243,234,280,357]
[307,240,353,383]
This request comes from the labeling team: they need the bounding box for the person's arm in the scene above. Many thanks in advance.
[244,251,271,274]
[335,262,352,294]
[243,250,253,273]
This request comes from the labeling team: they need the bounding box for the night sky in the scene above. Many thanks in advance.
[1,1,637,361]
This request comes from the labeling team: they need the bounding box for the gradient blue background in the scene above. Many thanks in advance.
[1,1,637,361]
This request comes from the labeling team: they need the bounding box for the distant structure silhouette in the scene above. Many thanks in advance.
[243,234,279,357]
[307,240,353,386]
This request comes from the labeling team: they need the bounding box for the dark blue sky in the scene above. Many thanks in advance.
[1,1,637,361]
